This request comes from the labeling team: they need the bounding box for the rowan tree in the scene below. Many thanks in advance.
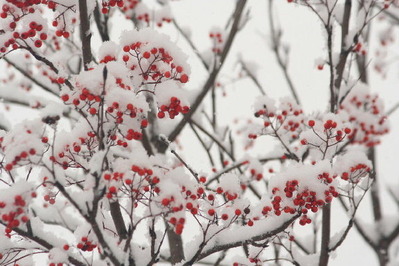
[0,0,397,265]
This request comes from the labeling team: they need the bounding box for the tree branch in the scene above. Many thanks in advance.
[78,0,93,70]
[196,214,299,261]
[160,0,248,152]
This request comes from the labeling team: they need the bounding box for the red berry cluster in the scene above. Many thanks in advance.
[303,119,352,148]
[0,0,76,54]
[136,9,172,27]
[249,168,263,181]
[49,131,101,170]
[163,182,247,235]
[100,54,116,64]
[253,103,304,141]
[122,42,189,84]
[164,199,187,234]
[268,176,339,226]
[0,193,35,236]
[340,163,370,183]
[1,148,36,171]
[169,216,185,235]
[115,77,132,90]
[43,194,56,205]
[63,85,148,131]
[48,263,64,266]
[0,130,41,172]
[119,0,139,16]
[77,236,97,252]
[53,20,71,39]
[353,42,367,56]
[157,97,190,119]
[340,93,389,147]
[209,30,224,54]
[104,164,157,199]
[106,100,146,126]
[2,0,40,10]
[317,172,337,184]
[215,186,238,201]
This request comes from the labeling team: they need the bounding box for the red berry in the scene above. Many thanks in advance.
[73,145,81,153]
[89,108,97,115]
[141,119,148,128]
[308,120,315,127]
[161,198,170,206]
[175,223,183,235]
[61,94,69,102]
[34,40,42,48]
[180,74,189,83]
[143,52,150,59]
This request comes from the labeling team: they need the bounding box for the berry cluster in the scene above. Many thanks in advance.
[353,42,367,56]
[340,91,389,147]
[48,262,64,266]
[119,2,172,27]
[1,147,36,171]
[99,54,116,64]
[301,118,352,152]
[52,20,73,39]
[77,236,97,252]
[340,163,370,183]
[101,0,124,14]
[0,192,35,236]
[0,127,44,172]
[253,100,304,141]
[0,0,75,54]
[119,0,139,16]
[209,29,224,54]
[157,97,190,119]
[161,179,249,235]
[50,133,96,170]
[106,100,146,128]
[122,42,189,85]
[43,193,56,205]
[249,168,263,181]
[267,172,339,226]
[103,164,157,200]
[168,216,185,235]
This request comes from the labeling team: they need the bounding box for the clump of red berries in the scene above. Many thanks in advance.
[158,97,190,119]
[77,236,97,252]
